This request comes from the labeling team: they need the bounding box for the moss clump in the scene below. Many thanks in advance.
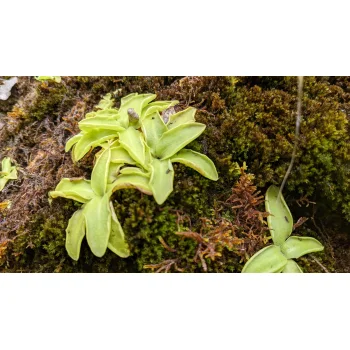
[202,76,350,222]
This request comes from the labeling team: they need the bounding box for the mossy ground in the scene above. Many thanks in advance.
[0,76,349,272]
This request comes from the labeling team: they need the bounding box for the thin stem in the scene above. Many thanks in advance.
[278,76,304,201]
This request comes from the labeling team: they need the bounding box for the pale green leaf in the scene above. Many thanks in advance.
[110,146,136,165]
[120,167,150,177]
[91,147,111,196]
[73,130,119,162]
[84,194,111,257]
[96,93,114,110]
[49,178,94,203]
[78,117,125,132]
[108,163,123,183]
[171,149,218,180]
[282,259,303,273]
[65,208,86,261]
[142,100,179,118]
[1,157,12,173]
[108,174,152,195]
[118,127,146,167]
[141,111,167,151]
[65,134,83,152]
[155,122,206,160]
[167,107,196,129]
[242,245,288,273]
[149,158,174,205]
[281,236,324,259]
[118,93,156,127]
[108,202,130,258]
[0,178,7,192]
[7,167,18,180]
[265,185,293,246]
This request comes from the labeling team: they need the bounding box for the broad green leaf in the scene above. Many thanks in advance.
[282,259,303,273]
[118,93,157,128]
[110,146,136,165]
[84,194,111,257]
[78,117,125,132]
[265,185,293,246]
[242,245,288,273]
[65,134,82,152]
[108,174,152,195]
[91,147,111,196]
[171,149,218,181]
[149,158,174,205]
[120,167,150,177]
[73,130,119,162]
[167,107,196,129]
[65,208,86,261]
[108,163,123,183]
[7,167,18,180]
[1,157,12,173]
[155,122,206,160]
[281,236,324,259]
[108,202,130,258]
[49,178,94,203]
[118,127,146,167]
[94,109,120,118]
[141,111,167,151]
[0,178,8,192]
[142,100,179,118]
[96,93,114,110]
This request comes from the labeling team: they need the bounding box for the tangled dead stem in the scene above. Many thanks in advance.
[0,76,349,272]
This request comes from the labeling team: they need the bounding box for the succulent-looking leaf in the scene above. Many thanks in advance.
[281,236,324,259]
[142,100,179,118]
[265,185,293,246]
[0,179,8,192]
[141,111,167,151]
[91,147,111,196]
[120,167,150,177]
[96,93,114,110]
[171,149,218,181]
[1,157,12,173]
[118,93,157,128]
[73,130,119,162]
[108,163,123,183]
[149,158,174,205]
[65,134,83,152]
[65,208,86,261]
[108,202,130,257]
[242,245,288,273]
[110,146,136,165]
[167,107,196,129]
[108,174,152,195]
[49,178,94,203]
[84,194,111,257]
[78,117,125,132]
[118,127,146,167]
[155,122,206,160]
[7,167,18,180]
[282,259,303,273]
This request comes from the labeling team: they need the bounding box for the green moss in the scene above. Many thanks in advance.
[26,81,71,121]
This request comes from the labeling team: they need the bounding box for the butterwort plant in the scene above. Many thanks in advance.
[50,93,218,260]
[0,157,18,192]
[242,185,324,273]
